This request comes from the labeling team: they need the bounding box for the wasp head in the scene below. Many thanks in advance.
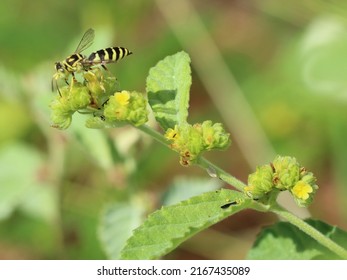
[55,62,65,72]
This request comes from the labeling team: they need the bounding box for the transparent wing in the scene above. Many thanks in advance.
[74,28,95,53]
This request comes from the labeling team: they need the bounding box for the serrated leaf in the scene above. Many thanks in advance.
[98,202,145,259]
[247,219,347,260]
[120,189,251,260]
[146,51,192,130]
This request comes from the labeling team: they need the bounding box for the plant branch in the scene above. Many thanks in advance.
[196,157,246,191]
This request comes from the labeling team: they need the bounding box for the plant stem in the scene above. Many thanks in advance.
[137,124,246,191]
[196,157,246,191]
[270,203,347,260]
[137,124,170,147]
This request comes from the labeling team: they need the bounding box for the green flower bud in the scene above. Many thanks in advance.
[50,106,72,130]
[200,120,231,150]
[84,68,118,108]
[50,82,91,129]
[245,164,274,198]
[103,91,148,126]
[272,156,300,190]
[67,83,92,111]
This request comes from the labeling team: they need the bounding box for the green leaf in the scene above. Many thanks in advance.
[247,219,347,259]
[98,202,145,259]
[0,143,57,221]
[120,189,251,260]
[146,51,192,130]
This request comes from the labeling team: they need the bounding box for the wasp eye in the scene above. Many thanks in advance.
[55,62,62,70]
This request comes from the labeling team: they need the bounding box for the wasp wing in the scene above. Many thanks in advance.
[74,28,95,54]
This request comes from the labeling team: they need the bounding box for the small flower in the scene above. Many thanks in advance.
[103,91,148,126]
[115,91,130,106]
[165,126,179,140]
[291,170,318,207]
[291,180,313,200]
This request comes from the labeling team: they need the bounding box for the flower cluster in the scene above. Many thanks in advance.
[164,121,230,166]
[50,68,148,129]
[244,156,318,207]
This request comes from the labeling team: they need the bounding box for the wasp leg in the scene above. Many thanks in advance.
[101,64,113,76]
[71,72,78,83]
[52,78,62,97]
[56,82,62,97]
[69,76,76,92]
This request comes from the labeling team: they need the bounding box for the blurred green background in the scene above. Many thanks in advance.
[1,0,347,259]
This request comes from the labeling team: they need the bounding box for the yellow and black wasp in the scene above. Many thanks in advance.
[52,28,132,94]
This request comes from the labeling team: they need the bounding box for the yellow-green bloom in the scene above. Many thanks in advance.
[243,155,319,207]
[164,122,230,166]
[165,126,179,140]
[115,91,130,106]
[292,180,313,200]
[291,170,318,207]
[103,91,148,126]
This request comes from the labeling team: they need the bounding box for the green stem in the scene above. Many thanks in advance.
[196,157,246,191]
[270,203,347,259]
[138,124,170,146]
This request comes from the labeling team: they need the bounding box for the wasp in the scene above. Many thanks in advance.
[52,28,132,95]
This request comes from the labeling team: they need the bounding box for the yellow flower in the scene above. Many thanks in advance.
[292,180,313,200]
[165,126,179,140]
[115,91,130,106]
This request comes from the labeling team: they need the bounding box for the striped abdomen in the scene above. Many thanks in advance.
[87,47,132,65]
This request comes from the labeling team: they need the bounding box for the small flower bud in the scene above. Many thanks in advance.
[50,82,91,129]
[272,156,300,190]
[245,164,274,198]
[84,68,118,108]
[200,120,231,150]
